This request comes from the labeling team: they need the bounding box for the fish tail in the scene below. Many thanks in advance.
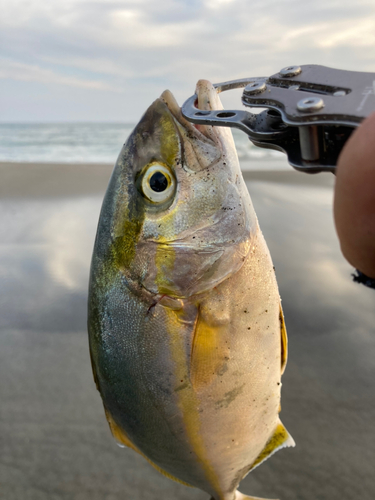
[235,492,279,500]
[211,492,278,500]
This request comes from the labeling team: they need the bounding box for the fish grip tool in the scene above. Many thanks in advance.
[181,65,375,174]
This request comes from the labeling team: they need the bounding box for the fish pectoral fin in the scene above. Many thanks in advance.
[249,419,295,472]
[104,409,193,488]
[235,492,279,500]
[190,314,230,391]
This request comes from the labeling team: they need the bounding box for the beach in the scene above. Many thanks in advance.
[1,160,374,500]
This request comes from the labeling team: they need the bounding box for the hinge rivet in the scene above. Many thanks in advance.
[243,81,267,95]
[279,66,302,77]
[297,97,325,112]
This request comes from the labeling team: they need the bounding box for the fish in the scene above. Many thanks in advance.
[88,79,295,500]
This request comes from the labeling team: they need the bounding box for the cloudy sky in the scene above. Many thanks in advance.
[2,0,375,122]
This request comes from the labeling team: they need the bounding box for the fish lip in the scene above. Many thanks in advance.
[160,86,220,144]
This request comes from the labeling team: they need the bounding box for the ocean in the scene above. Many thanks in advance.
[0,123,285,166]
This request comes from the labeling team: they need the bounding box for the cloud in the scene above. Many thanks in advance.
[0,59,121,91]
[205,0,238,10]
[108,8,206,49]
[1,0,375,121]
[317,19,375,48]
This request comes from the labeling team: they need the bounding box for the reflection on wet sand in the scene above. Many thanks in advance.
[0,197,100,332]
[0,162,374,500]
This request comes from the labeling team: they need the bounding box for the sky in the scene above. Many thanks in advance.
[1,0,375,122]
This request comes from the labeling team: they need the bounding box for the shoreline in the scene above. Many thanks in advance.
[0,160,334,199]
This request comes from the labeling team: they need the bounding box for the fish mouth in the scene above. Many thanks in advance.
[160,80,223,144]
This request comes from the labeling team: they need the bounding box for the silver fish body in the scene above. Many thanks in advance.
[88,81,294,500]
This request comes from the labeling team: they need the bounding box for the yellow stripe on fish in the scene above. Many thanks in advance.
[190,306,230,391]
[165,306,222,496]
[279,305,288,374]
[249,420,295,472]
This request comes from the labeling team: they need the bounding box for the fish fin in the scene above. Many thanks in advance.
[89,348,101,392]
[249,419,295,472]
[104,409,193,488]
[235,492,279,500]
[105,409,138,451]
[279,304,288,374]
[190,312,229,391]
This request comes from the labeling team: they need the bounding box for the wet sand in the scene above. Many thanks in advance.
[0,161,374,500]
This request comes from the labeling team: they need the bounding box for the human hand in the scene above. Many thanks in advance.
[334,111,375,280]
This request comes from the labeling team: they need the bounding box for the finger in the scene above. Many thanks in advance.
[334,111,375,279]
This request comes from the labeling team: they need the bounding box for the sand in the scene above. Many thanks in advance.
[0,160,334,197]
[0,161,373,500]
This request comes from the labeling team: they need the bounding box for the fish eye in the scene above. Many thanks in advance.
[141,163,176,203]
[150,171,168,192]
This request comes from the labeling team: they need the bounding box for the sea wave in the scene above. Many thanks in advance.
[0,123,284,165]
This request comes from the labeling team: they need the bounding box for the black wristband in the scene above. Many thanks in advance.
[352,270,375,289]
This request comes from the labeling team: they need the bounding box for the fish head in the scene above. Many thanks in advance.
[96,80,258,299]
